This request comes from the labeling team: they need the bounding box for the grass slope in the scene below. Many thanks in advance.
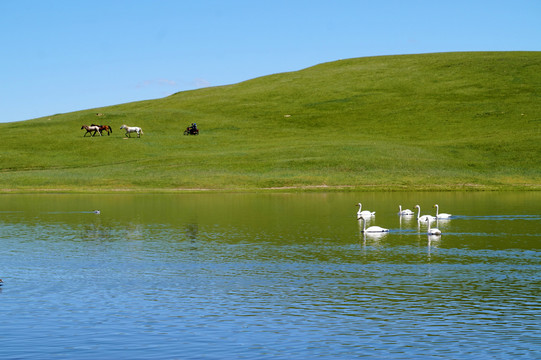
[1,52,540,191]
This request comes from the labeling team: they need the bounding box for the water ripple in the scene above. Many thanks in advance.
[1,193,540,359]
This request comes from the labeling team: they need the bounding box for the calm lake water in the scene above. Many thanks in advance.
[0,192,540,359]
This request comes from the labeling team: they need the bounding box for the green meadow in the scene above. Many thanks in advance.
[1,52,540,192]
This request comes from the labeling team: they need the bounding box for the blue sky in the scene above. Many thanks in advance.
[1,0,540,123]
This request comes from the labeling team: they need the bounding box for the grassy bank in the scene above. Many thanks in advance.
[1,52,540,192]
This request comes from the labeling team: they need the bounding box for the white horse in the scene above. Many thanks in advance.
[120,124,144,138]
[81,125,101,137]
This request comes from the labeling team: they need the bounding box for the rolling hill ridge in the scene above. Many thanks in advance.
[1,51,540,191]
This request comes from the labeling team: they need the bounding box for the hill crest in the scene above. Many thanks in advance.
[1,51,540,191]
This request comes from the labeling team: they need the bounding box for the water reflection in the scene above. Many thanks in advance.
[79,224,114,241]
[398,213,416,229]
[359,231,389,245]
[427,234,442,260]
[0,192,540,359]
[185,223,200,250]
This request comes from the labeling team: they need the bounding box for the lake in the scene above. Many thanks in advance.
[0,192,540,359]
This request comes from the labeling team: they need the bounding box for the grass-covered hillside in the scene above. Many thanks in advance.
[1,52,540,192]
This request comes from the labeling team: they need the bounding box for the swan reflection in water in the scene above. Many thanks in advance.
[359,230,388,248]
[399,212,416,229]
[427,234,441,260]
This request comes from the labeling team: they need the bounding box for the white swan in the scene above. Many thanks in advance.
[415,205,435,222]
[434,204,452,219]
[356,203,375,219]
[426,218,442,235]
[359,216,388,233]
[398,205,414,216]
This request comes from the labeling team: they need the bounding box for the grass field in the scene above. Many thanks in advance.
[1,52,540,192]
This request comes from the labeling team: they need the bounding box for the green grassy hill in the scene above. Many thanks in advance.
[1,52,540,192]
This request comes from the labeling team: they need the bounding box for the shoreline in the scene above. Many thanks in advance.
[1,183,540,194]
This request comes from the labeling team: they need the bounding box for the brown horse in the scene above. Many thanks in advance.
[81,125,101,137]
[92,124,113,136]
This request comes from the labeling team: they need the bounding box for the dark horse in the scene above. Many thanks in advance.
[91,124,113,136]
[183,126,199,135]
[81,125,101,137]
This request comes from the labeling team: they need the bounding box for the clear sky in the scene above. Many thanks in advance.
[1,0,539,123]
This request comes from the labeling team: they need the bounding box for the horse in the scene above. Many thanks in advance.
[81,125,101,137]
[120,124,144,138]
[91,124,112,136]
